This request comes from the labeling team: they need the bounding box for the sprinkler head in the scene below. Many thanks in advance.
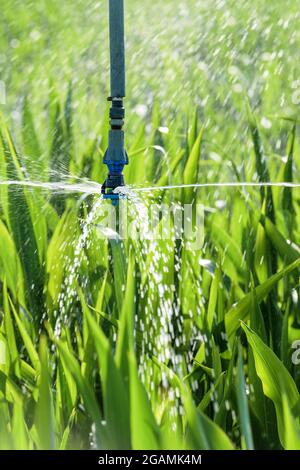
[102,99,128,204]
[101,133,128,205]
[101,174,125,206]
[102,191,121,206]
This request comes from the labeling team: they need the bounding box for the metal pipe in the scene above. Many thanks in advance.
[109,0,126,98]
[102,0,128,201]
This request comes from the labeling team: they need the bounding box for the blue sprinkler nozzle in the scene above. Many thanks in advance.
[102,0,128,203]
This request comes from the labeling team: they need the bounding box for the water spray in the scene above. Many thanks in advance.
[102,0,128,204]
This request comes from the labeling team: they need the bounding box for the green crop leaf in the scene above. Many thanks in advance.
[207,265,221,330]
[207,219,246,277]
[108,235,127,317]
[198,373,225,412]
[115,250,135,373]
[260,215,300,264]
[236,344,254,450]
[53,336,103,448]
[246,102,275,223]
[156,150,184,188]
[241,323,300,446]
[82,298,131,450]
[187,107,199,156]
[184,390,234,450]
[3,280,20,377]
[125,123,146,185]
[49,102,67,180]
[276,125,296,235]
[183,125,204,203]
[34,336,55,450]
[11,403,29,450]
[249,282,267,344]
[246,102,269,183]
[282,394,300,450]
[22,96,41,167]
[183,126,204,184]
[47,208,78,306]
[226,256,300,338]
[9,296,40,372]
[129,350,160,450]
[0,127,45,321]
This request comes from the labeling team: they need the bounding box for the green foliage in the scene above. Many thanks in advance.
[0,0,300,451]
[1,106,299,449]
[241,323,300,448]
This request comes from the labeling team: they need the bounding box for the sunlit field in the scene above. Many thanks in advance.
[0,0,300,451]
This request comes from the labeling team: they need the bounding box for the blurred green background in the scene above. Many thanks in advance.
[1,0,300,171]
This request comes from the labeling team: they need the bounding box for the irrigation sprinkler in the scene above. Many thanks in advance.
[102,0,128,204]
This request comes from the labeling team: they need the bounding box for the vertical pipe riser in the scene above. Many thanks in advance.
[102,0,128,197]
[109,0,126,99]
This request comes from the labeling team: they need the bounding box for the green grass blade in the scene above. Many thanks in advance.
[183,125,205,203]
[82,296,131,449]
[1,127,45,320]
[3,280,20,376]
[184,390,234,450]
[129,350,160,450]
[34,336,56,450]
[226,257,300,338]
[22,96,42,167]
[115,251,135,371]
[9,296,40,372]
[236,344,254,449]
[52,336,103,448]
[241,323,300,446]
[282,394,300,450]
